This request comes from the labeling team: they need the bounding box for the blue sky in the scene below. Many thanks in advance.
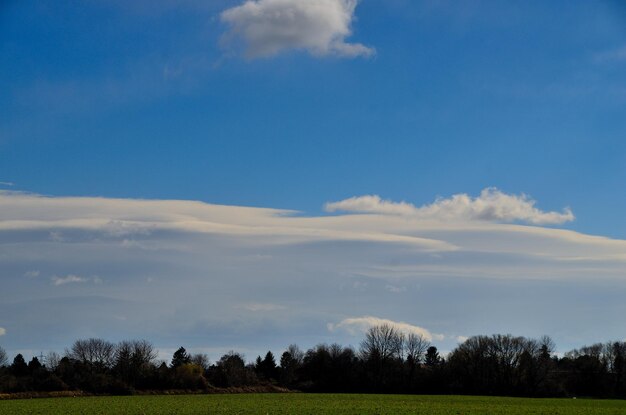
[1,0,626,362]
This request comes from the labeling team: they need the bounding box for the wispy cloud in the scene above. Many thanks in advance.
[24,270,40,278]
[220,0,374,59]
[0,182,14,187]
[326,188,574,225]
[51,275,88,286]
[50,274,103,286]
[328,316,444,342]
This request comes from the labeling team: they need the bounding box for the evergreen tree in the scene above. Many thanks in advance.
[425,346,441,366]
[11,354,28,377]
[28,356,43,373]
[170,347,191,368]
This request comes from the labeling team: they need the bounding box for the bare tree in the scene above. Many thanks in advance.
[0,345,7,367]
[286,344,304,365]
[67,338,115,369]
[329,343,345,360]
[487,334,527,370]
[115,339,157,367]
[191,353,210,371]
[113,339,157,385]
[538,335,556,359]
[360,324,405,361]
[45,351,61,371]
[405,333,430,363]
[217,351,255,387]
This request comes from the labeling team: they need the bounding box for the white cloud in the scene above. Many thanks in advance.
[220,0,374,58]
[2,190,626,273]
[2,190,626,359]
[51,275,88,286]
[0,181,14,187]
[326,187,575,225]
[0,191,452,251]
[328,316,444,342]
[24,270,40,278]
[0,327,6,336]
[456,335,469,343]
[326,195,417,216]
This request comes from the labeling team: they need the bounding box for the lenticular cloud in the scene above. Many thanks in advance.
[325,188,575,225]
[220,0,374,58]
[328,316,444,342]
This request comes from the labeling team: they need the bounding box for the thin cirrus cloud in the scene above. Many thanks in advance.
[51,275,88,286]
[325,187,575,225]
[50,275,102,286]
[220,0,375,59]
[328,316,445,342]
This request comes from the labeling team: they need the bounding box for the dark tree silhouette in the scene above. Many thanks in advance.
[360,324,404,361]
[190,353,210,371]
[11,354,28,377]
[1,329,626,398]
[28,356,42,372]
[170,347,191,368]
[114,339,157,388]
[210,351,256,387]
[256,351,277,380]
[67,338,115,370]
[425,346,441,366]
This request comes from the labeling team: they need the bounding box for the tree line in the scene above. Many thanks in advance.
[1,325,625,398]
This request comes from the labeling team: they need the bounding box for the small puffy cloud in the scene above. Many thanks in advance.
[326,187,574,225]
[51,274,88,286]
[220,0,374,59]
[326,195,416,216]
[456,335,469,343]
[0,327,6,336]
[421,188,574,225]
[328,316,444,342]
[24,270,40,278]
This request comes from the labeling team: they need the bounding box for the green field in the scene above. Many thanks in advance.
[1,394,626,415]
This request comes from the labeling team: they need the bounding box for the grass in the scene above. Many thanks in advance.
[1,393,626,414]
